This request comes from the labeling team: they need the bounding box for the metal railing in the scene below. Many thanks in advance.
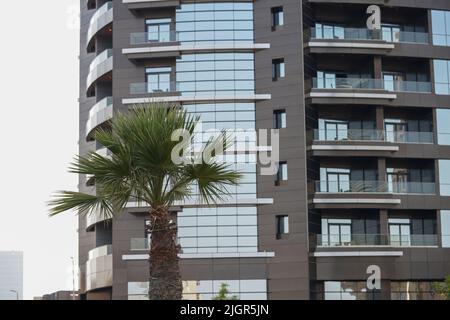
[316,234,438,247]
[315,180,436,194]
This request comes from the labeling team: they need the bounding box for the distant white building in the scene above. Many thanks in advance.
[0,251,23,300]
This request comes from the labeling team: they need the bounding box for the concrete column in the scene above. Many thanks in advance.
[437,210,442,247]
[379,209,389,240]
[380,279,391,300]
[373,56,382,79]
[377,158,386,181]
[376,106,384,131]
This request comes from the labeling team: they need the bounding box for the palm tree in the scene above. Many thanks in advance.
[49,103,241,300]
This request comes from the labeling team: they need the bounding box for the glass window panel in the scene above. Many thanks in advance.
[439,160,450,195]
[441,210,450,247]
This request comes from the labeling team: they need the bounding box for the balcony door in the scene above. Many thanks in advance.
[382,25,401,42]
[325,120,349,141]
[328,221,352,246]
[383,73,405,91]
[326,169,350,193]
[387,168,408,193]
[389,219,411,246]
[146,67,171,93]
[146,18,171,42]
[385,119,407,143]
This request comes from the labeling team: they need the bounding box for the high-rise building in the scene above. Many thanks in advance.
[79,0,450,300]
[0,251,23,300]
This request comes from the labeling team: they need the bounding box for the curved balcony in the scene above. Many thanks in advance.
[86,96,113,141]
[86,2,113,49]
[86,245,113,291]
[86,206,113,231]
[86,49,113,94]
[123,0,180,10]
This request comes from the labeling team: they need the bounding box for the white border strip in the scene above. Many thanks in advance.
[123,252,276,261]
[122,94,271,104]
[307,41,395,49]
[313,198,401,204]
[307,92,397,99]
[313,251,403,257]
[310,145,399,151]
[123,43,270,55]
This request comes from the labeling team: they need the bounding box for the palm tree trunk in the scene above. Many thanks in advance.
[148,206,182,300]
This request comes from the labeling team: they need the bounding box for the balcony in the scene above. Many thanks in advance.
[122,81,271,105]
[306,27,429,55]
[123,36,270,60]
[311,129,398,155]
[308,77,432,103]
[122,0,180,10]
[86,206,113,231]
[315,180,436,195]
[311,180,436,208]
[86,49,113,94]
[310,129,434,156]
[315,234,438,247]
[85,96,113,141]
[86,2,113,49]
[86,245,113,291]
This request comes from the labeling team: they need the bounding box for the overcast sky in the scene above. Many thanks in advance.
[0,0,80,299]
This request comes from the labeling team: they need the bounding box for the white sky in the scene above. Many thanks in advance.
[0,0,80,299]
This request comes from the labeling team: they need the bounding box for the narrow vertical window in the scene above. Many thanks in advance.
[276,162,288,185]
[276,215,289,239]
[272,58,285,80]
[271,7,284,30]
[274,109,287,129]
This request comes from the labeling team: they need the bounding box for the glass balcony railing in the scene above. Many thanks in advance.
[313,78,384,90]
[312,78,432,93]
[88,244,112,260]
[385,131,434,144]
[315,180,436,194]
[387,181,436,194]
[313,129,434,144]
[130,31,178,45]
[383,79,432,93]
[130,81,177,95]
[90,1,113,27]
[89,49,113,72]
[88,96,113,119]
[316,234,438,247]
[310,27,429,44]
[131,238,150,251]
[313,129,385,141]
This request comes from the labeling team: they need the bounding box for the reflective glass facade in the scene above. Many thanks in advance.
[176,3,254,44]
[439,160,450,195]
[178,206,258,253]
[432,10,450,46]
[433,59,450,95]
[128,279,267,300]
[437,108,450,145]
[441,210,450,248]
[177,53,255,96]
